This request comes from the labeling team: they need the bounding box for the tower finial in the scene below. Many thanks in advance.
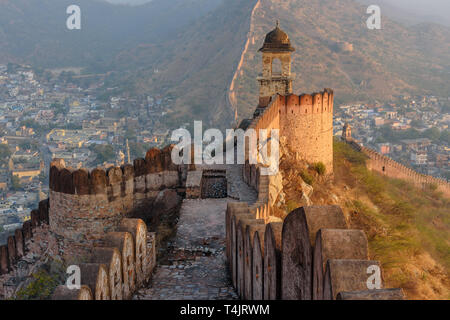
[276,20,279,28]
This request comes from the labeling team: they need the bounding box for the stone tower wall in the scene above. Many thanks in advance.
[279,89,334,173]
[258,52,294,103]
[247,89,334,173]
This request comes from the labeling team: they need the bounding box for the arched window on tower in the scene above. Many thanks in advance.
[272,58,282,77]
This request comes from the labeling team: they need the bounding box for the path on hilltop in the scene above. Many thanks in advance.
[134,165,256,300]
[134,199,237,300]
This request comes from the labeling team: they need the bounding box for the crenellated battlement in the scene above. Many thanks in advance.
[278,89,334,116]
[1,145,184,300]
[49,146,181,197]
[48,145,186,245]
[245,88,335,173]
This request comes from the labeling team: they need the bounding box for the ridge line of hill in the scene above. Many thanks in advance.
[228,0,262,122]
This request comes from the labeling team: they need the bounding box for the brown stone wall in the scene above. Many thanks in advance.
[0,199,50,276]
[48,147,184,245]
[225,203,404,300]
[259,52,293,100]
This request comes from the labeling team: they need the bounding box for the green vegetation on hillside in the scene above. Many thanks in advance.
[15,270,59,300]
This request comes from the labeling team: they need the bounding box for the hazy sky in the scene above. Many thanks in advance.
[105,0,450,14]
[104,0,153,5]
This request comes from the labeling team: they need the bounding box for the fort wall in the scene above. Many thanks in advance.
[1,145,184,300]
[48,146,186,245]
[226,203,405,300]
[245,89,334,173]
[346,139,450,198]
[232,89,404,300]
[280,90,334,172]
[0,199,49,277]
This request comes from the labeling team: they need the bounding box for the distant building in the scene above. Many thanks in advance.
[377,143,391,155]
[411,151,427,165]
[401,138,431,151]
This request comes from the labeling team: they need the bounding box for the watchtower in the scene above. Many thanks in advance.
[257,21,295,109]
[342,123,352,141]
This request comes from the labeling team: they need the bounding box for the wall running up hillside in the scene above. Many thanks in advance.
[345,138,450,197]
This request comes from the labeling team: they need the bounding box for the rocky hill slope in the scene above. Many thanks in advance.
[0,0,221,68]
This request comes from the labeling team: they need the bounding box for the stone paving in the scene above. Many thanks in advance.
[226,164,257,203]
[133,198,239,300]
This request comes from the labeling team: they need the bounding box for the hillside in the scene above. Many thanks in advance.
[231,0,450,121]
[0,0,221,68]
[1,0,450,128]
[278,139,450,300]
[106,0,258,129]
[106,0,450,128]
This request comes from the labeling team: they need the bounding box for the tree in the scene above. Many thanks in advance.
[129,142,149,160]
[0,145,12,165]
[19,140,39,151]
[424,128,441,142]
[90,145,115,164]
[440,130,450,144]
[11,175,22,191]
[50,102,65,116]
[125,128,137,141]
[410,120,424,128]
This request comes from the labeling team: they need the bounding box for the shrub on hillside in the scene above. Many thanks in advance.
[15,270,59,300]
[300,170,314,185]
[286,200,300,214]
[313,162,326,175]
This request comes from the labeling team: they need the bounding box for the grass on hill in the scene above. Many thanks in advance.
[333,139,449,299]
[279,138,449,299]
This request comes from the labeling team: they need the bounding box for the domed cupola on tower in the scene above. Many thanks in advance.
[259,21,295,53]
[257,21,296,109]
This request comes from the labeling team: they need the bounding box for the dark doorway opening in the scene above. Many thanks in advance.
[201,170,227,198]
